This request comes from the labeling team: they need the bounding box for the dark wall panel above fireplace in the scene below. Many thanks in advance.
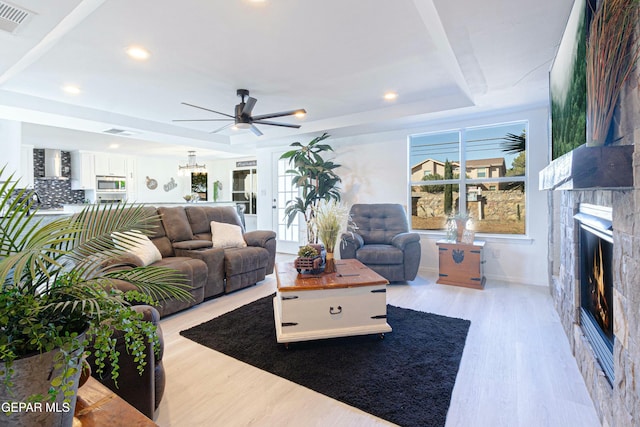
[539,144,634,190]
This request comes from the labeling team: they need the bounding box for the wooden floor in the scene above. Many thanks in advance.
[155,256,601,427]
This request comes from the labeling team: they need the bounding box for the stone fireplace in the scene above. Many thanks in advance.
[548,186,638,426]
[575,203,614,385]
[542,11,640,421]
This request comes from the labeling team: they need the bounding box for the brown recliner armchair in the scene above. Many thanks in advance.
[86,304,164,420]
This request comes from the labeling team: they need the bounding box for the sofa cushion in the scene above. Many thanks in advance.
[184,206,211,236]
[211,221,247,248]
[158,207,194,242]
[112,231,162,266]
[356,244,404,265]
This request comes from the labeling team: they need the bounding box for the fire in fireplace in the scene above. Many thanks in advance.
[575,204,614,385]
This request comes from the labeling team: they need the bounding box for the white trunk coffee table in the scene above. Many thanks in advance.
[273,259,392,346]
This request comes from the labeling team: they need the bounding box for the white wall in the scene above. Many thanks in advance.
[130,156,243,203]
[129,156,191,203]
[0,119,22,182]
[258,105,550,286]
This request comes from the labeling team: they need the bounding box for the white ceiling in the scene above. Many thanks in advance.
[0,0,574,159]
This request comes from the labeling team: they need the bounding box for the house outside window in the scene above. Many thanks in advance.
[410,121,527,235]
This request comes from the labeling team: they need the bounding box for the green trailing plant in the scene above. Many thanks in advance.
[586,0,640,146]
[280,133,342,244]
[0,166,191,406]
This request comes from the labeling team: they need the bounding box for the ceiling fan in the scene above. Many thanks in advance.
[173,89,306,136]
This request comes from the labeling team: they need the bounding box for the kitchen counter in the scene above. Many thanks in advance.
[33,208,71,216]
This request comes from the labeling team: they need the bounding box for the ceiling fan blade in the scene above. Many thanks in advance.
[249,125,263,136]
[253,120,301,129]
[210,123,235,134]
[242,97,257,116]
[172,118,234,122]
[251,108,306,121]
[181,102,234,118]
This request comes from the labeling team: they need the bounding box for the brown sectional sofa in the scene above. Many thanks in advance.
[89,204,275,420]
[115,205,276,317]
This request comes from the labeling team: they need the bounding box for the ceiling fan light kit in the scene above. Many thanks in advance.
[173,89,306,136]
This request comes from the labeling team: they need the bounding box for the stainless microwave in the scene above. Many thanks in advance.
[96,176,126,192]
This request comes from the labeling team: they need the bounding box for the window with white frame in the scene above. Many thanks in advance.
[409,121,527,235]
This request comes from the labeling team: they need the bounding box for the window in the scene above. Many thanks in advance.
[232,168,257,215]
[410,122,527,235]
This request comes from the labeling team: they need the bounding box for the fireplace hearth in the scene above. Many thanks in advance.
[575,204,614,384]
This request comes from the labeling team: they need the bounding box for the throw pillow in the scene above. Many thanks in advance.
[112,231,162,266]
[210,221,247,248]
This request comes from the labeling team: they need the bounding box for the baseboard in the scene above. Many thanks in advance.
[418,266,548,287]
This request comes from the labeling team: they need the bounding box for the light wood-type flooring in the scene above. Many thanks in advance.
[155,256,601,427]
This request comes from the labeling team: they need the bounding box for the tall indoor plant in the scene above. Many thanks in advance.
[280,133,342,244]
[0,167,190,426]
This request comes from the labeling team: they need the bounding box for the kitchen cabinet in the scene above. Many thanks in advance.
[95,155,127,176]
[71,151,95,190]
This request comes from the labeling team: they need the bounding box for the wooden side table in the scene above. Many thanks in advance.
[73,377,157,426]
[436,239,485,289]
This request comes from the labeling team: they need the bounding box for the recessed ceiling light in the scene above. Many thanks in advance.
[62,85,81,95]
[109,143,120,149]
[294,110,306,118]
[383,91,398,101]
[126,46,150,60]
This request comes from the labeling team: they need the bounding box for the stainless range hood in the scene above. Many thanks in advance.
[43,149,68,180]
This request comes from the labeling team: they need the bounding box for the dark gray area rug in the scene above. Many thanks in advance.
[180,294,470,427]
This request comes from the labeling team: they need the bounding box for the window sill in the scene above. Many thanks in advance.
[414,230,534,245]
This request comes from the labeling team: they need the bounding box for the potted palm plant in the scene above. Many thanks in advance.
[280,133,342,244]
[0,167,191,426]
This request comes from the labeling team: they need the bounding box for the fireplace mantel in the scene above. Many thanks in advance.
[539,144,634,190]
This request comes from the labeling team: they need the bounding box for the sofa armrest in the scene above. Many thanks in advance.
[243,230,277,275]
[340,233,364,259]
[174,247,225,298]
[243,230,276,247]
[87,304,161,420]
[100,253,145,272]
[391,232,421,251]
[172,239,213,250]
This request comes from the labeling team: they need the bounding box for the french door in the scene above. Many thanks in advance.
[272,154,302,253]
